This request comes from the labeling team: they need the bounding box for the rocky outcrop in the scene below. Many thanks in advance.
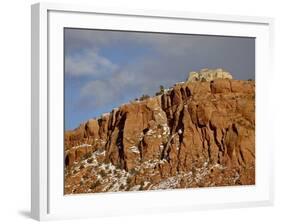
[64,78,255,194]
[187,68,233,82]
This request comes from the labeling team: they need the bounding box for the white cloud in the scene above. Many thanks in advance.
[81,80,117,106]
[65,49,118,77]
[80,70,142,107]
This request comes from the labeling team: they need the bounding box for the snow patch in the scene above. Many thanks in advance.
[176,81,185,84]
[130,185,141,191]
[129,146,140,154]
[72,144,92,149]
[152,176,179,189]
[162,124,170,136]
[159,159,167,164]
[146,129,156,136]
[143,159,160,168]
[143,181,150,188]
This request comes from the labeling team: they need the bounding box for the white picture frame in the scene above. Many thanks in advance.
[31,2,274,221]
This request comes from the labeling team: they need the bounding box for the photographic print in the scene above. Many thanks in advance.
[64,29,255,195]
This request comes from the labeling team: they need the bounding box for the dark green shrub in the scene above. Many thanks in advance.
[155,85,165,96]
[99,169,107,178]
[90,180,101,189]
[83,152,92,160]
[139,94,150,101]
[119,184,126,190]
[87,158,94,163]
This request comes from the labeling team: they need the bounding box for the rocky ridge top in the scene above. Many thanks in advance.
[187,68,233,82]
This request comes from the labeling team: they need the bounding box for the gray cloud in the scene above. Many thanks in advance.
[65,29,207,57]
[65,28,255,117]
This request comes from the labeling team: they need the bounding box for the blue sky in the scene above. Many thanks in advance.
[64,28,255,130]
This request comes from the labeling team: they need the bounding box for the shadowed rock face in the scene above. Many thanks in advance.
[64,78,255,194]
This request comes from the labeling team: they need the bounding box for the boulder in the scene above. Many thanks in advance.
[187,68,233,82]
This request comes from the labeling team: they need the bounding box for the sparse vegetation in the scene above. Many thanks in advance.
[87,158,94,163]
[83,152,92,160]
[90,180,101,190]
[139,180,145,190]
[155,85,165,96]
[117,172,123,178]
[119,184,126,190]
[139,94,150,101]
[83,173,89,179]
[191,167,196,178]
[115,163,122,170]
[129,168,138,175]
[127,176,134,185]
[99,169,107,178]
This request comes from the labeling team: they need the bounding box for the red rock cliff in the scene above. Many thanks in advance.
[64,79,255,194]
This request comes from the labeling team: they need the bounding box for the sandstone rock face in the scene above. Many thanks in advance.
[64,78,255,194]
[187,68,233,82]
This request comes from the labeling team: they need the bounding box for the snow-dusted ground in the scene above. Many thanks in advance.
[65,145,240,195]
